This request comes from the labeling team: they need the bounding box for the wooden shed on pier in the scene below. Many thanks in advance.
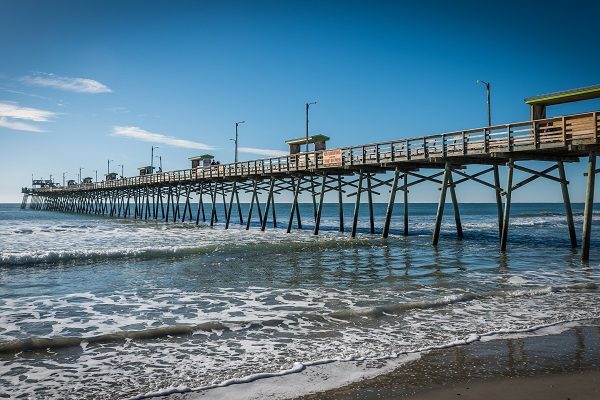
[190,154,214,169]
[285,135,330,155]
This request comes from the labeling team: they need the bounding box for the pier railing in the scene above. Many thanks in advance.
[30,110,599,193]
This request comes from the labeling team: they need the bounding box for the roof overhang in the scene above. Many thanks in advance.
[285,134,330,145]
[525,84,600,106]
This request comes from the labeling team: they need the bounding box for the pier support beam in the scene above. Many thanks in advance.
[338,175,345,232]
[314,175,327,235]
[261,178,275,231]
[582,152,597,261]
[432,163,451,246]
[493,165,503,237]
[351,171,364,238]
[382,167,400,238]
[403,173,409,236]
[448,172,463,239]
[500,159,514,252]
[557,161,577,248]
[367,174,375,234]
[287,178,302,233]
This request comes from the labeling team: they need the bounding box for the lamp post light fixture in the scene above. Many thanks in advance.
[476,80,491,126]
[154,155,162,172]
[232,121,245,163]
[305,101,317,153]
[151,146,159,173]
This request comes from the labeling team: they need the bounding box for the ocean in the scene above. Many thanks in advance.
[0,202,599,399]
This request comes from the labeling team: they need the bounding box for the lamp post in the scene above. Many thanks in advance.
[94,170,98,183]
[117,164,123,179]
[233,121,245,163]
[305,101,317,153]
[62,172,67,186]
[151,146,158,173]
[78,167,84,184]
[154,155,162,172]
[476,80,491,126]
[107,159,114,175]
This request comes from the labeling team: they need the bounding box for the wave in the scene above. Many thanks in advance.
[0,236,374,267]
[0,321,227,354]
[329,282,597,320]
[3,282,595,355]
[127,317,598,400]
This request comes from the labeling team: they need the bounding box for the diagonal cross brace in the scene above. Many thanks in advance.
[511,164,563,192]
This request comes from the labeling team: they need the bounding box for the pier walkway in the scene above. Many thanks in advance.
[21,95,600,260]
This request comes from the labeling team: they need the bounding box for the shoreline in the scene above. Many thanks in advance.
[299,323,600,400]
[163,320,600,400]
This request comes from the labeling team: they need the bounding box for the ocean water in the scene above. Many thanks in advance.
[0,202,599,399]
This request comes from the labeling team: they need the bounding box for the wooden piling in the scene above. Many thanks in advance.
[582,152,596,261]
[367,174,375,234]
[500,160,514,252]
[432,163,451,246]
[557,161,577,248]
[338,175,344,232]
[493,165,503,237]
[382,167,400,238]
[287,178,301,233]
[403,173,409,236]
[261,178,275,231]
[351,171,364,238]
[314,174,327,235]
[448,172,463,239]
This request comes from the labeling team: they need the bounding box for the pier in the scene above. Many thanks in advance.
[21,86,600,260]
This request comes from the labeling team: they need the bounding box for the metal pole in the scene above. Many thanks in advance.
[305,101,316,153]
[234,121,245,163]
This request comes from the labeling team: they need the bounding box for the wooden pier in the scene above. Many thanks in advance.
[21,86,600,260]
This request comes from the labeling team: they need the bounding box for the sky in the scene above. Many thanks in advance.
[1,0,599,203]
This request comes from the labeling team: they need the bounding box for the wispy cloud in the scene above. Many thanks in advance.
[239,146,288,157]
[111,126,215,150]
[0,102,56,132]
[21,72,112,94]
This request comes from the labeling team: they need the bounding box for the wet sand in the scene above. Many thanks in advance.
[300,324,600,400]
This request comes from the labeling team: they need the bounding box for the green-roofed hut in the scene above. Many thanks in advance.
[137,166,154,176]
[285,134,330,154]
[105,172,119,181]
[82,177,93,184]
[525,84,600,120]
[189,154,214,169]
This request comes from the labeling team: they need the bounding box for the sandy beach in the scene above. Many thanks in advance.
[299,324,600,400]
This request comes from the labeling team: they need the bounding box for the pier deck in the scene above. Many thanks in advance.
[21,109,600,260]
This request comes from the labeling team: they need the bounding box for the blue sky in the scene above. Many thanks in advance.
[1,0,599,203]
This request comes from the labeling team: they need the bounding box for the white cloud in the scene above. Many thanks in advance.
[0,102,56,132]
[0,102,56,121]
[239,146,288,157]
[21,72,112,94]
[0,117,44,132]
[111,126,215,150]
